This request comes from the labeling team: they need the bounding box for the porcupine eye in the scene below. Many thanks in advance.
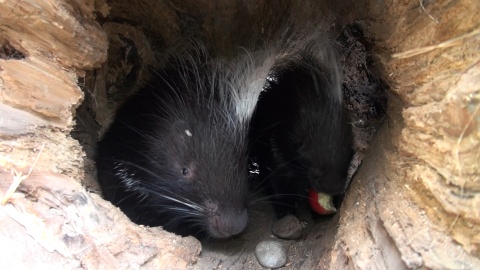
[180,166,195,180]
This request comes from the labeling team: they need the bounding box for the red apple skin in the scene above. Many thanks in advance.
[308,189,337,215]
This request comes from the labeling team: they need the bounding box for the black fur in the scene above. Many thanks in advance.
[96,55,251,239]
[249,52,354,217]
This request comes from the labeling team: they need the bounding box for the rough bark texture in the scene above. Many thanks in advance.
[326,0,480,268]
[0,171,200,269]
[0,0,201,268]
[0,0,479,269]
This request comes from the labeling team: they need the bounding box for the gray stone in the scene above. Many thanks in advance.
[255,240,287,269]
[272,215,303,240]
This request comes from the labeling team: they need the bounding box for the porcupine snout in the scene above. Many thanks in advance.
[205,201,248,238]
[311,170,349,195]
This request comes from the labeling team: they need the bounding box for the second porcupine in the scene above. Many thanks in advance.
[249,40,354,217]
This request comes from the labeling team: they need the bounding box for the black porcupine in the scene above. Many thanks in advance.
[249,41,354,217]
[96,48,272,239]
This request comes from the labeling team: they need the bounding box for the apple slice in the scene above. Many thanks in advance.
[308,189,337,215]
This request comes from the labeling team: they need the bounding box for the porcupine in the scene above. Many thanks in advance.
[95,35,351,239]
[249,40,354,218]
[95,47,273,239]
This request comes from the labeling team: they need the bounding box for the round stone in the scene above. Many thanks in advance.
[255,240,287,269]
[271,214,303,240]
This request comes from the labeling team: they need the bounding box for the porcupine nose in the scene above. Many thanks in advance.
[208,208,248,239]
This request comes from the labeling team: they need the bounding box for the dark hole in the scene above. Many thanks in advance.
[0,42,25,60]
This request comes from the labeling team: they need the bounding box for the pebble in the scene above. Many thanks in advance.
[255,240,287,269]
[271,215,303,240]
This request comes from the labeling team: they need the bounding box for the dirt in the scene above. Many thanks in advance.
[190,196,340,269]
